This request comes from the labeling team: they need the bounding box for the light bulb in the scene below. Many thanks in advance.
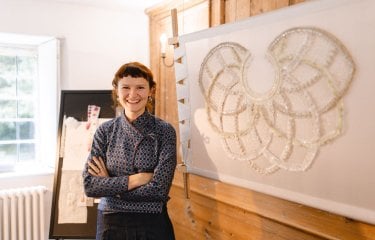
[160,33,167,55]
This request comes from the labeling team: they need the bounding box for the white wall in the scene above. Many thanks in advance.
[0,0,152,238]
[0,0,151,90]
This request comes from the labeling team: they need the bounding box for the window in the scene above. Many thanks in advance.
[0,48,37,169]
[0,33,59,174]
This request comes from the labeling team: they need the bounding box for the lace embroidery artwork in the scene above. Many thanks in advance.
[198,27,355,174]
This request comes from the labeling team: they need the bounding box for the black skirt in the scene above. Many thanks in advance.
[96,206,175,240]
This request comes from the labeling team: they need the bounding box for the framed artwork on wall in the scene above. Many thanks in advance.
[175,0,375,224]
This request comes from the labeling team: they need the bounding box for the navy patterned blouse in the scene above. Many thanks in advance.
[82,111,177,214]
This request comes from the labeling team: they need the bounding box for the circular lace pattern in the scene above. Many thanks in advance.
[198,27,355,174]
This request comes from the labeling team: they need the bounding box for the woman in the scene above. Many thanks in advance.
[83,62,177,240]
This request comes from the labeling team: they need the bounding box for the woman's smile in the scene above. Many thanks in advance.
[117,76,151,122]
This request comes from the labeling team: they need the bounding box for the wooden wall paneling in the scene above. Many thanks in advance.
[234,0,251,21]
[224,0,237,23]
[168,187,200,239]
[249,0,290,16]
[146,0,209,125]
[147,12,168,118]
[290,0,306,4]
[209,0,225,27]
[172,172,375,240]
[170,174,326,240]
[147,1,173,119]
[147,6,178,126]
[223,0,291,23]
[158,14,176,126]
[275,0,292,8]
[180,1,210,35]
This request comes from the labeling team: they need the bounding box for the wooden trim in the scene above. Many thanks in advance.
[146,0,208,20]
[172,172,375,240]
[209,0,225,27]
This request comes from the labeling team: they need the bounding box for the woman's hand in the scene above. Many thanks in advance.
[88,156,109,177]
[128,172,153,190]
[88,156,152,189]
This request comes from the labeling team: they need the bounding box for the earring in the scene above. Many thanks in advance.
[148,96,153,103]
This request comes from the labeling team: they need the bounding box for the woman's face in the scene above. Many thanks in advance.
[117,76,151,122]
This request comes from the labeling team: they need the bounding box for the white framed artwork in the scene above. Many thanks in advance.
[175,0,375,224]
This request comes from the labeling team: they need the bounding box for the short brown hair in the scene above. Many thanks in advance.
[111,62,156,111]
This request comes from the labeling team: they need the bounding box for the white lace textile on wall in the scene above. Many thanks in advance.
[198,27,355,174]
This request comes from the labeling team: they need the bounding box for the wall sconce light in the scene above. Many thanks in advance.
[160,33,174,68]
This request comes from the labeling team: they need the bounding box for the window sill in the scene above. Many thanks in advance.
[0,164,54,179]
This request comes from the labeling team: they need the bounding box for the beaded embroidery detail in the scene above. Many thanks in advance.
[198,27,355,174]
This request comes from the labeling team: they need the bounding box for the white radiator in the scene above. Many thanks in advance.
[0,186,47,240]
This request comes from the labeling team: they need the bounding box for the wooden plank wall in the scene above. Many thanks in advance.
[146,1,375,239]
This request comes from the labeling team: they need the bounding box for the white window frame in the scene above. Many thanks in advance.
[0,32,60,175]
